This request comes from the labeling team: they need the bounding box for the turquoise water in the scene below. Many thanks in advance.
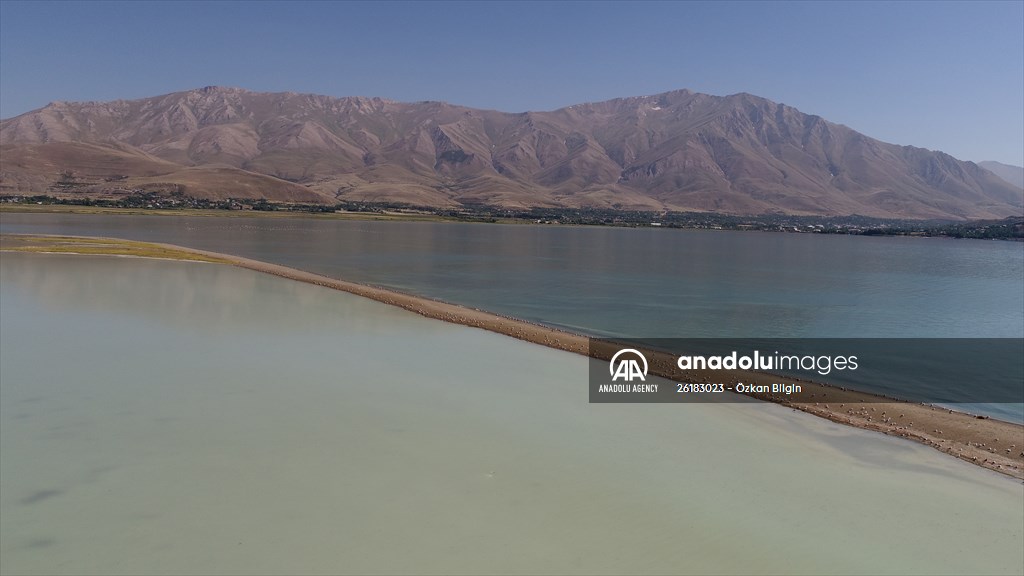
[2,253,1022,575]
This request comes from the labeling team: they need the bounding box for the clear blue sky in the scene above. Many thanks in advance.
[1,0,1022,165]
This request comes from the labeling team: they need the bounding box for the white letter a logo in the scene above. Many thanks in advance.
[609,349,648,382]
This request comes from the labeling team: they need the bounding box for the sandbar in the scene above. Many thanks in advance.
[3,233,1021,479]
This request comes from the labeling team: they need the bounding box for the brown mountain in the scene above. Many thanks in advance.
[2,86,1020,219]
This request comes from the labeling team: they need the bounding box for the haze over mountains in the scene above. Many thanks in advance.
[979,161,1024,190]
[1,86,1020,220]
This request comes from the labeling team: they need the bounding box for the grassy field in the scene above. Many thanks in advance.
[0,234,231,263]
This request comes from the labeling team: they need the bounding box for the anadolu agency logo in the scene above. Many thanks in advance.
[610,348,648,382]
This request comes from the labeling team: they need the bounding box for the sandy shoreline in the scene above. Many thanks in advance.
[3,233,1022,479]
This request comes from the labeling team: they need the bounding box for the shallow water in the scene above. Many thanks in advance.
[3,213,1022,420]
[1,253,1021,575]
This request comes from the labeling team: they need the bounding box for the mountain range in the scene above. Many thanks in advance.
[1,86,1021,220]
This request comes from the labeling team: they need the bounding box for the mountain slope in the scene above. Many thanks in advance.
[979,161,1024,189]
[2,86,1020,219]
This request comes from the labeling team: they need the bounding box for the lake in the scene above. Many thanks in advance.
[2,213,1021,339]
[3,213,1021,420]
[1,253,1021,574]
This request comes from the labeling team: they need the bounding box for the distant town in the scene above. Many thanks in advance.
[3,193,1022,240]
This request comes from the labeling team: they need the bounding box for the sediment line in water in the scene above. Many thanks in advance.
[3,233,1022,479]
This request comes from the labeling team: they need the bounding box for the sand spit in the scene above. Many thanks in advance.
[3,233,1022,479]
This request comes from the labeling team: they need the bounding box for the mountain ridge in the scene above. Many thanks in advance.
[979,161,1024,189]
[2,86,1020,220]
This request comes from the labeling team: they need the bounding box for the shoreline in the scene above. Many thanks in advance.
[3,233,1022,480]
[3,204,1020,242]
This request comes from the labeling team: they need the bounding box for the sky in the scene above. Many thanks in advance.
[1,0,1022,165]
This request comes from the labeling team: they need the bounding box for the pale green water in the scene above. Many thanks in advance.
[1,253,1022,575]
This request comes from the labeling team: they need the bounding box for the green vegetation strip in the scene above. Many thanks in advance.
[0,234,230,263]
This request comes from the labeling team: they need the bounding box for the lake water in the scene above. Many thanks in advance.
[2,253,1022,575]
[2,213,1021,339]
[3,213,1021,420]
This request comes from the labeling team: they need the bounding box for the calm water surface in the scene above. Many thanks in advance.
[1,254,1022,575]
[2,213,1021,338]
[6,213,1021,420]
